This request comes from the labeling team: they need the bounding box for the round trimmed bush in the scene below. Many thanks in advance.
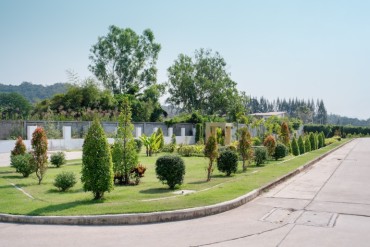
[10,153,35,177]
[54,171,77,192]
[217,150,238,176]
[155,155,185,189]
[50,152,66,168]
[254,147,268,166]
[273,143,288,160]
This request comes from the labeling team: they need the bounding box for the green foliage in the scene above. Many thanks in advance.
[171,134,177,145]
[50,152,66,168]
[10,153,35,177]
[130,164,147,185]
[280,122,290,148]
[155,155,185,189]
[238,127,253,172]
[263,135,277,157]
[44,122,62,139]
[156,128,165,150]
[140,132,161,157]
[309,132,317,150]
[177,145,205,157]
[273,143,288,160]
[298,136,305,154]
[304,124,370,138]
[113,97,138,185]
[204,135,218,181]
[318,132,325,149]
[254,147,268,166]
[166,49,241,118]
[291,137,300,156]
[81,118,114,199]
[0,92,32,120]
[54,172,77,192]
[195,123,204,143]
[89,26,161,95]
[216,128,225,146]
[217,150,238,176]
[134,139,143,153]
[11,137,26,156]
[162,143,176,153]
[31,127,48,184]
[252,137,262,146]
[304,137,312,152]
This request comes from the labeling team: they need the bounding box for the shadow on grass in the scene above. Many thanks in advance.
[0,170,14,175]
[139,188,169,194]
[47,188,84,194]
[188,180,208,185]
[28,199,100,216]
[2,175,24,179]
[0,184,13,189]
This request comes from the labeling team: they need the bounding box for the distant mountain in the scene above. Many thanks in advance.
[0,81,70,103]
[328,114,370,127]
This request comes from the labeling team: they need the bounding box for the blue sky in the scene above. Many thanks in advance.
[1,0,370,119]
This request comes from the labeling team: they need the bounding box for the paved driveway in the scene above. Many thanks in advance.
[1,138,370,246]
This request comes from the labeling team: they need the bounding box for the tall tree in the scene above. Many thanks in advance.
[204,135,218,182]
[81,118,114,199]
[238,127,253,172]
[316,100,328,124]
[0,92,32,119]
[89,25,161,95]
[31,127,48,185]
[166,49,240,117]
[280,122,290,148]
[112,97,138,185]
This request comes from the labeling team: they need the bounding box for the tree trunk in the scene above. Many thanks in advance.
[242,159,246,172]
[207,161,213,181]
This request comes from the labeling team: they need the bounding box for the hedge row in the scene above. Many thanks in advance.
[303,124,370,137]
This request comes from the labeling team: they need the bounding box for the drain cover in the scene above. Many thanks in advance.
[296,211,338,227]
[260,208,302,224]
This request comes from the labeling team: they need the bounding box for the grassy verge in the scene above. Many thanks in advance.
[0,140,348,216]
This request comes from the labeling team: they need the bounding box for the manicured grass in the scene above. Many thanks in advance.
[0,140,348,216]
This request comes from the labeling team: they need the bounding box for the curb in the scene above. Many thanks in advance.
[0,139,353,225]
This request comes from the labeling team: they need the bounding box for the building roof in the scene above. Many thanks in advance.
[250,111,286,117]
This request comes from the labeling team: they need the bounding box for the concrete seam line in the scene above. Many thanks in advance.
[0,139,353,225]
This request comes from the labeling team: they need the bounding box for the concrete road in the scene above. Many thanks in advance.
[0,151,82,167]
[1,138,370,247]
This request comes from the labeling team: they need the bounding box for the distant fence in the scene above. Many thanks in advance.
[0,120,195,140]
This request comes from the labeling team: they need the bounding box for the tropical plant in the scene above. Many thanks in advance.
[140,132,162,157]
[156,128,165,151]
[81,118,114,199]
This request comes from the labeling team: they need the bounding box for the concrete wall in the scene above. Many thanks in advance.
[0,125,196,153]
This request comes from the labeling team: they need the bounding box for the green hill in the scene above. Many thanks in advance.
[0,82,70,103]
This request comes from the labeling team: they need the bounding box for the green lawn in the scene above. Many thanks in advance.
[0,140,347,216]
